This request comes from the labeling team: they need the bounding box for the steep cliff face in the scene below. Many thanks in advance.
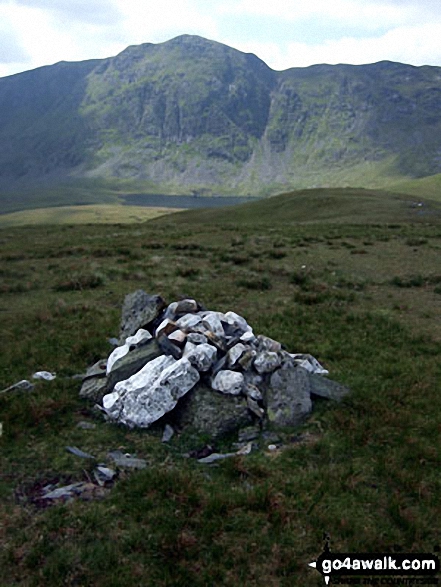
[1,35,441,196]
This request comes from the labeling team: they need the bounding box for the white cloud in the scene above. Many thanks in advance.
[115,0,219,46]
[0,0,440,78]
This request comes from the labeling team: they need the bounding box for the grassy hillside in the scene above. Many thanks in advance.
[1,188,441,586]
[0,204,178,227]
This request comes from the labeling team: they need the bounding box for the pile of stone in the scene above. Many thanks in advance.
[80,291,349,439]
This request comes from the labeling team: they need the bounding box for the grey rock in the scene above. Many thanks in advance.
[198,311,226,338]
[290,353,329,375]
[0,379,35,394]
[176,313,203,331]
[157,334,182,359]
[266,365,312,427]
[187,332,208,345]
[94,466,116,486]
[120,290,165,341]
[175,298,199,314]
[162,424,175,443]
[255,335,282,353]
[108,337,120,347]
[244,383,263,401]
[79,375,109,402]
[103,356,200,428]
[106,339,163,392]
[308,373,350,401]
[173,382,253,439]
[66,446,96,460]
[238,349,257,371]
[226,343,247,368]
[211,354,227,376]
[211,370,244,395]
[42,482,86,500]
[247,396,265,418]
[224,311,252,335]
[83,359,107,380]
[183,342,217,372]
[107,328,153,374]
[254,351,281,374]
[76,421,97,430]
[107,450,147,469]
[198,452,236,464]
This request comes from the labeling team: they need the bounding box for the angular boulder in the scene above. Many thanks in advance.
[172,383,253,438]
[119,290,165,341]
[265,364,312,427]
[211,370,244,395]
[103,355,200,428]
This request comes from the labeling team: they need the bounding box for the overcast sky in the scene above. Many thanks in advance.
[1,0,441,78]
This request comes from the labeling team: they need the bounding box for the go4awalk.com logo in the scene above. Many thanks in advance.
[308,536,440,585]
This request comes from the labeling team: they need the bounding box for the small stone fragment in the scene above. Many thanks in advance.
[66,446,96,460]
[238,349,257,371]
[107,328,153,374]
[162,424,175,443]
[0,380,35,394]
[107,451,147,469]
[211,370,244,395]
[94,466,116,486]
[42,482,86,500]
[33,371,56,381]
[76,421,97,430]
[197,452,236,464]
[199,311,226,337]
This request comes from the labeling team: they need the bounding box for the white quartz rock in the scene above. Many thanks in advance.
[103,355,199,428]
[226,343,247,367]
[211,370,244,395]
[224,311,253,334]
[176,313,203,331]
[183,342,217,372]
[253,351,281,374]
[106,328,152,374]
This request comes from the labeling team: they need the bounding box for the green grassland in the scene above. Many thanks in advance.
[0,204,178,227]
[1,187,441,586]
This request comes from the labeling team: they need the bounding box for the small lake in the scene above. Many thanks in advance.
[121,194,257,209]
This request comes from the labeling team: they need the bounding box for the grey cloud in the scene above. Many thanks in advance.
[13,0,122,25]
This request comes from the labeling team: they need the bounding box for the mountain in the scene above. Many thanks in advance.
[1,34,441,206]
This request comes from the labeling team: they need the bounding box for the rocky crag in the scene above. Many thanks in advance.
[2,34,441,207]
[80,290,349,440]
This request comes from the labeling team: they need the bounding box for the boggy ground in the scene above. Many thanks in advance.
[1,188,441,586]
